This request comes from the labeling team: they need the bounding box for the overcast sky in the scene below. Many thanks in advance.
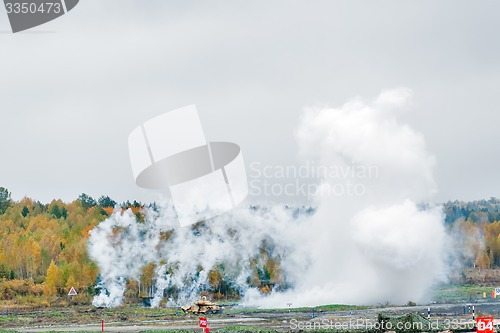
[0,0,499,205]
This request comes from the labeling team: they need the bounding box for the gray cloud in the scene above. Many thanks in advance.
[0,0,499,203]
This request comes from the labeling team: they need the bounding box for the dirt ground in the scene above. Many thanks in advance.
[3,299,500,333]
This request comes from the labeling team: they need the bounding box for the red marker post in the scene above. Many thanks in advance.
[476,317,494,333]
[199,317,208,333]
[101,319,104,332]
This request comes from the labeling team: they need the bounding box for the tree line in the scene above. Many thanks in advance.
[1,186,500,306]
[0,187,147,306]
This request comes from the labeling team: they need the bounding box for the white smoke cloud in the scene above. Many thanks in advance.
[88,208,164,307]
[88,88,449,308]
[447,217,485,275]
[88,204,300,307]
[247,88,448,307]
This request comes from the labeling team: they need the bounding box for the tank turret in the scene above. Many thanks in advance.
[181,296,222,314]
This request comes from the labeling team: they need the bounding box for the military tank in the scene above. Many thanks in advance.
[181,296,222,314]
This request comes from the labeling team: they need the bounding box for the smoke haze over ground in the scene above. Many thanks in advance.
[89,89,450,308]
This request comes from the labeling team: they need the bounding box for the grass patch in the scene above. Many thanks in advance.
[217,326,281,333]
[316,304,370,311]
[138,330,202,333]
[4,330,97,333]
[227,304,369,314]
[138,328,281,333]
[0,317,16,323]
[433,284,496,302]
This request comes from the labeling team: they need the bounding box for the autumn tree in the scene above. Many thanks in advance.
[0,264,8,279]
[65,274,78,292]
[140,263,156,297]
[26,238,41,278]
[208,268,222,291]
[43,260,61,296]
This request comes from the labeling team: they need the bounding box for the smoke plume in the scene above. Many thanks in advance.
[88,88,449,308]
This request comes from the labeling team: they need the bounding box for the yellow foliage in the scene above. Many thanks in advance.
[44,260,61,297]
[81,225,94,239]
[65,274,78,292]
